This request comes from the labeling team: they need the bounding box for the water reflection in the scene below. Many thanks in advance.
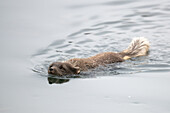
[48,77,70,84]
[47,74,82,84]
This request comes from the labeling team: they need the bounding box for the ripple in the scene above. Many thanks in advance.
[76,38,94,44]
[94,31,113,35]
[65,48,80,54]
[115,23,141,30]
[102,0,135,6]
[140,12,166,17]
[68,0,135,9]
[48,39,65,47]
[56,44,70,49]
[93,21,122,27]
[31,0,170,83]
[134,4,159,9]
[68,27,104,37]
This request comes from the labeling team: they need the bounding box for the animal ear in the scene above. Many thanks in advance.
[74,66,80,74]
[63,63,80,74]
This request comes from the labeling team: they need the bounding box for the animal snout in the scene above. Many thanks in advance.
[49,67,54,71]
[48,67,55,74]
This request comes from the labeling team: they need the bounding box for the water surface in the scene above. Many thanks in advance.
[31,0,170,82]
[1,0,170,113]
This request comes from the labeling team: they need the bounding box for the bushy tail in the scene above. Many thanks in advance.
[120,37,150,60]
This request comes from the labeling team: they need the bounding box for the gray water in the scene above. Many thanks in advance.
[1,0,170,113]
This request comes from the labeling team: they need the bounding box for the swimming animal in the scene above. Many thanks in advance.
[48,37,150,76]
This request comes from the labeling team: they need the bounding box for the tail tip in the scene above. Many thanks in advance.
[122,37,150,60]
[133,37,150,46]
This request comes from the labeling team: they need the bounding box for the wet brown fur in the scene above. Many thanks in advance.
[67,52,125,70]
[48,37,150,76]
[48,52,124,76]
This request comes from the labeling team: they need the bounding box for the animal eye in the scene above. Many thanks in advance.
[59,65,63,69]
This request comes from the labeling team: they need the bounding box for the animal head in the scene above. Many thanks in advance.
[48,62,80,76]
